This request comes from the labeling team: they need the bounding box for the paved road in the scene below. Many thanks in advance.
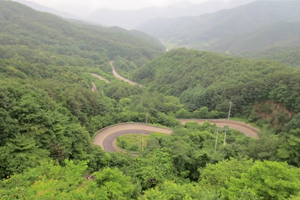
[93,63,260,152]
[93,120,259,152]
[91,73,110,83]
[179,119,259,138]
[93,123,172,152]
[109,61,143,87]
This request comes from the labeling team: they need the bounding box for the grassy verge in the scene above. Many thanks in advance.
[116,134,150,152]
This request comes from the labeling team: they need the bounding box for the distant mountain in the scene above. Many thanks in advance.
[9,0,257,29]
[137,0,300,56]
[85,0,256,29]
[53,4,96,19]
[11,0,80,20]
[208,21,300,53]
[0,1,165,63]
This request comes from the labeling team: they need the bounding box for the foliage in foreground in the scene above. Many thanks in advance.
[0,160,135,200]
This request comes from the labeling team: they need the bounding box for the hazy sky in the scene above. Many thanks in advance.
[28,0,213,10]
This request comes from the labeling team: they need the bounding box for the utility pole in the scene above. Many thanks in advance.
[214,128,220,152]
[228,101,233,120]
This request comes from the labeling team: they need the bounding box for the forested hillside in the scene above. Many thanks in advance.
[240,45,300,68]
[1,1,300,200]
[137,0,300,67]
[0,1,164,65]
[0,0,181,187]
[207,22,300,53]
[134,49,300,127]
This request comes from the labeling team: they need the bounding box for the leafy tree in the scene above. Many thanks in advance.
[0,134,49,179]
[247,130,279,161]
[223,161,300,200]
[142,181,217,200]
[277,129,300,166]
[94,167,135,200]
[282,114,300,133]
[129,150,176,190]
[199,158,253,190]
[0,108,19,146]
[0,160,135,200]
[175,108,192,118]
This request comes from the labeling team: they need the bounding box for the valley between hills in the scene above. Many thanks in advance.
[1,1,300,199]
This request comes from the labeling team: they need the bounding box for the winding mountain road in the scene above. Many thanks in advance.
[91,73,110,93]
[179,119,259,138]
[93,123,172,152]
[93,62,260,152]
[93,120,259,152]
[109,61,143,87]
[91,73,110,83]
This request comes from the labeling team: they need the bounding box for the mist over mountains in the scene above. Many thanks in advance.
[12,0,256,29]
[11,0,81,20]
[10,0,300,67]
[85,0,256,29]
[137,0,300,61]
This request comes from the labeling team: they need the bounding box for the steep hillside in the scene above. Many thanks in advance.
[0,1,182,181]
[1,2,300,199]
[137,0,300,59]
[134,49,300,115]
[208,22,300,53]
[240,45,300,68]
[0,1,165,66]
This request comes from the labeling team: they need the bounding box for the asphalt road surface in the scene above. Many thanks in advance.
[93,123,172,152]
[93,63,259,152]
[93,121,259,152]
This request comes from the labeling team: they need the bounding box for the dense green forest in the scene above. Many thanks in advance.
[240,45,300,68]
[134,49,300,129]
[1,1,300,199]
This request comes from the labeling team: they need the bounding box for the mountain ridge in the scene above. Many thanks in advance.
[137,0,300,58]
